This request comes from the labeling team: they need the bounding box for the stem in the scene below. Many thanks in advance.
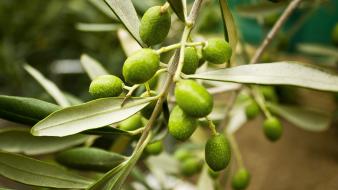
[156,41,205,54]
[206,117,218,136]
[144,82,151,96]
[251,86,272,119]
[121,84,141,106]
[160,2,170,13]
[227,133,244,168]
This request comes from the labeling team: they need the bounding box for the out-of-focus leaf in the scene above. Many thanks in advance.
[117,28,142,56]
[186,62,338,92]
[297,43,338,58]
[31,97,153,137]
[226,105,247,134]
[0,151,93,188]
[80,54,109,80]
[267,103,331,132]
[104,0,146,47]
[0,129,87,155]
[167,0,186,21]
[197,165,214,190]
[76,23,119,32]
[146,153,180,174]
[23,64,70,107]
[236,2,286,18]
[88,0,118,20]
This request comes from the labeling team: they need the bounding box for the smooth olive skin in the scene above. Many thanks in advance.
[140,91,157,119]
[89,75,123,98]
[140,6,171,46]
[175,80,213,118]
[122,49,159,84]
[205,134,231,171]
[182,47,199,74]
[245,101,260,119]
[145,141,163,155]
[118,113,143,131]
[232,168,250,190]
[180,157,203,176]
[168,106,198,141]
[263,117,283,142]
[202,38,232,64]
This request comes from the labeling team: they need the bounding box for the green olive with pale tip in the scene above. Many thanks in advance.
[205,134,231,171]
[182,47,199,74]
[89,75,123,98]
[232,168,250,190]
[202,38,232,64]
[122,49,160,84]
[168,106,198,141]
[118,113,143,131]
[263,117,283,142]
[180,157,203,176]
[140,91,157,119]
[145,141,163,155]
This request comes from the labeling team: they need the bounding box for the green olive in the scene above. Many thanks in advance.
[118,113,143,131]
[140,6,171,46]
[145,141,163,155]
[263,117,283,142]
[232,168,250,190]
[168,106,198,141]
[180,157,203,176]
[182,47,199,74]
[202,38,232,64]
[89,75,123,98]
[260,86,278,102]
[332,23,338,46]
[122,49,159,84]
[175,80,213,118]
[140,91,157,119]
[174,149,194,161]
[205,134,231,171]
[208,168,220,179]
[245,101,260,120]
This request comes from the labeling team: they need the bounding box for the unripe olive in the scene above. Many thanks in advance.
[89,75,123,98]
[332,23,338,46]
[175,80,213,118]
[140,6,171,46]
[122,49,160,84]
[182,47,199,74]
[202,38,232,64]
[205,134,231,171]
[180,157,203,176]
[140,91,157,119]
[232,168,250,190]
[145,141,163,155]
[168,106,198,141]
[260,86,278,102]
[118,113,143,131]
[245,101,260,119]
[208,168,220,179]
[263,117,283,142]
[174,149,194,161]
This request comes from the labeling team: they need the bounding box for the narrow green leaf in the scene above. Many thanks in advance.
[0,129,87,155]
[297,43,338,58]
[167,0,186,21]
[186,62,338,92]
[88,0,118,20]
[0,95,61,125]
[0,151,93,188]
[117,28,142,56]
[0,187,15,190]
[267,103,331,132]
[24,64,70,107]
[76,23,119,32]
[226,105,247,134]
[31,97,153,137]
[104,0,146,47]
[80,54,109,80]
[236,2,286,18]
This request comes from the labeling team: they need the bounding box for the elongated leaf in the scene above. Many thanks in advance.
[31,97,153,137]
[0,187,15,190]
[0,129,87,155]
[197,166,213,190]
[117,28,142,56]
[24,64,70,107]
[219,0,238,65]
[0,95,61,125]
[88,0,118,20]
[267,103,331,132]
[104,0,146,47]
[76,23,119,32]
[80,54,109,80]
[226,105,247,134]
[236,2,286,18]
[0,151,93,188]
[167,0,185,21]
[186,62,338,92]
[297,43,338,58]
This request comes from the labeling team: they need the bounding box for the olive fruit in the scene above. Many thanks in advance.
[122,49,160,84]
[89,75,123,98]
[140,91,157,119]
[182,47,199,74]
[140,6,171,46]
[202,38,232,64]
[174,149,194,161]
[175,80,213,118]
[232,168,250,190]
[118,113,143,131]
[168,106,198,141]
[180,157,203,176]
[145,141,163,155]
[332,23,338,46]
[205,134,231,171]
[208,168,220,179]
[263,117,283,142]
[260,86,278,102]
[245,101,260,119]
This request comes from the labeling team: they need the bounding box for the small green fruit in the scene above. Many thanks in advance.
[245,101,260,119]
[208,168,220,179]
[202,38,232,64]
[205,134,231,171]
[260,86,278,102]
[232,168,250,190]
[174,149,194,161]
[140,91,157,119]
[182,47,199,74]
[140,6,171,46]
[89,75,123,98]
[145,141,163,155]
[122,49,160,84]
[168,106,198,141]
[263,117,283,142]
[118,113,143,131]
[175,80,213,118]
[332,23,338,46]
[180,157,203,176]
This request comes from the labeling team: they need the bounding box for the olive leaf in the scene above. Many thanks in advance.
[117,28,142,56]
[80,54,110,80]
[267,103,331,132]
[23,64,70,107]
[76,23,119,32]
[0,187,15,190]
[226,105,247,134]
[31,97,153,137]
[88,0,118,20]
[104,0,146,47]
[297,43,338,58]
[167,0,186,21]
[197,165,214,190]
[186,62,338,92]
[236,2,286,18]
[0,151,94,188]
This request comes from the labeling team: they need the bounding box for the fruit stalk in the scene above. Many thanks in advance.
[227,133,244,168]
